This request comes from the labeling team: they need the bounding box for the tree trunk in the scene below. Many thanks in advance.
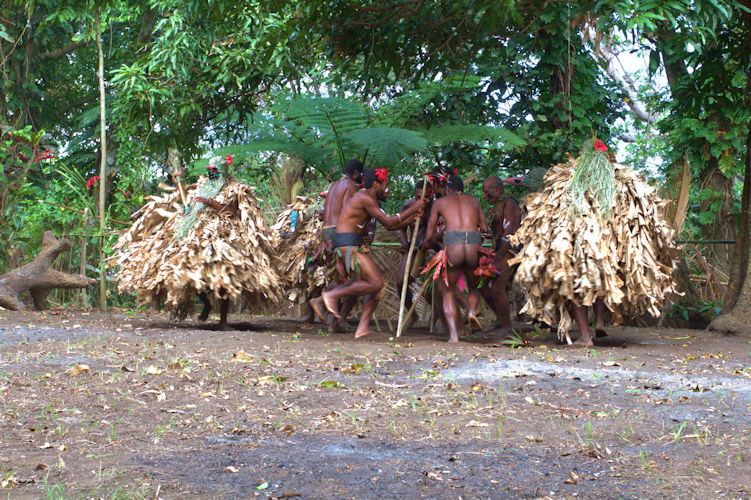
[0,231,96,310]
[708,124,751,334]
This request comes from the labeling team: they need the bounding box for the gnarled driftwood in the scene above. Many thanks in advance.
[0,231,96,310]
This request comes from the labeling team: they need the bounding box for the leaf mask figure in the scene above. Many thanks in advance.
[174,155,230,240]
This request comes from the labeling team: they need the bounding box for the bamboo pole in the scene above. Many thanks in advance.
[79,208,88,307]
[95,2,107,311]
[396,176,429,338]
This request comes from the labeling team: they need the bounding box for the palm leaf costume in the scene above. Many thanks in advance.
[510,141,679,343]
[112,155,282,319]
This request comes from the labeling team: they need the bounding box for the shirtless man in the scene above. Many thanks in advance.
[322,168,425,338]
[310,159,363,330]
[395,180,433,329]
[423,175,489,342]
[481,176,522,332]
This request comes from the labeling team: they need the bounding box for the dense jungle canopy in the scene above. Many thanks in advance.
[2,0,751,332]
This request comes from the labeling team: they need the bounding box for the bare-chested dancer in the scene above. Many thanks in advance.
[322,168,425,338]
[395,180,433,330]
[310,159,363,331]
[481,176,522,332]
[423,175,489,342]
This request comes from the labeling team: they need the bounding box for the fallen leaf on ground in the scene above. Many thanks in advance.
[65,364,89,375]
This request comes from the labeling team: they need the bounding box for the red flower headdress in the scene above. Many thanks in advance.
[374,168,388,183]
[226,153,233,166]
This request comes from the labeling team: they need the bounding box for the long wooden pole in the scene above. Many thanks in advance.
[396,175,429,338]
[401,277,432,332]
[95,2,107,311]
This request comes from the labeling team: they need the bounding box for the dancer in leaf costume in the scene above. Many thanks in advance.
[510,140,679,345]
[112,154,282,330]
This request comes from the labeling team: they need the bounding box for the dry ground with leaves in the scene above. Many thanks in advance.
[1,309,750,498]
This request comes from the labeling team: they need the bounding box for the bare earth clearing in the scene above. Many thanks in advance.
[1,309,750,498]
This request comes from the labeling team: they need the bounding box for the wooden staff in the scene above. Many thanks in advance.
[400,276,433,332]
[396,175,429,338]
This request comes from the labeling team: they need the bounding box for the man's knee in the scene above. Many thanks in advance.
[370,276,385,293]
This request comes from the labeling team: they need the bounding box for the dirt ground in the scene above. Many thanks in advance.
[1,309,750,499]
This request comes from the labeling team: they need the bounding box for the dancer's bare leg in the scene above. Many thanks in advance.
[594,298,608,337]
[218,299,233,331]
[571,303,593,346]
[198,292,212,322]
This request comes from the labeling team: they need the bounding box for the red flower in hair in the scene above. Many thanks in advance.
[454,168,458,175]
[439,172,449,183]
[86,176,101,190]
[594,140,608,152]
[374,168,388,183]
[226,154,233,166]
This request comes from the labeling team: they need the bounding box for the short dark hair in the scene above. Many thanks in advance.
[363,168,379,188]
[446,175,464,193]
[416,180,425,192]
[344,159,364,176]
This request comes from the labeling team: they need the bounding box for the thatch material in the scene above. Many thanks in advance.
[270,196,327,305]
[509,158,679,342]
[112,177,282,318]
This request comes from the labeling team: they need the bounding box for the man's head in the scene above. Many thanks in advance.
[343,158,364,182]
[482,176,504,204]
[363,168,389,201]
[206,153,232,180]
[445,175,464,194]
[415,179,432,199]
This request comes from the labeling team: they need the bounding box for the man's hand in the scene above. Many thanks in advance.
[193,196,211,205]
[397,244,409,254]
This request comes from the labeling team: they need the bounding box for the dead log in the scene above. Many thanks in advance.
[0,231,96,310]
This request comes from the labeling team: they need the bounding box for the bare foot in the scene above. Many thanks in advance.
[218,323,234,331]
[321,291,341,318]
[309,297,326,323]
[337,318,351,332]
[468,313,483,332]
[354,327,374,339]
[595,327,608,338]
[573,336,593,347]
[448,334,459,343]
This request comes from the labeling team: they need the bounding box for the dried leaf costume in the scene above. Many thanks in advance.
[509,141,679,342]
[270,196,327,306]
[112,155,282,318]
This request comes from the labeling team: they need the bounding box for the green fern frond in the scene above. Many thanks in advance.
[285,97,370,138]
[343,127,427,167]
[419,124,526,150]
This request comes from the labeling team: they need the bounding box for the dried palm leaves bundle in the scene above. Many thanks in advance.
[112,177,283,318]
[510,153,679,342]
[270,196,326,303]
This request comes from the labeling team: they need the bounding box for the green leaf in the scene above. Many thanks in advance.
[319,380,343,388]
[256,482,269,490]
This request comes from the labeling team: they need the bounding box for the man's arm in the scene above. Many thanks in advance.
[476,198,490,236]
[364,196,424,230]
[421,200,441,249]
[502,198,522,236]
[397,200,413,252]
[193,196,237,216]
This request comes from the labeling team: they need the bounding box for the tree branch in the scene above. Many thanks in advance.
[586,27,657,124]
[38,40,90,59]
